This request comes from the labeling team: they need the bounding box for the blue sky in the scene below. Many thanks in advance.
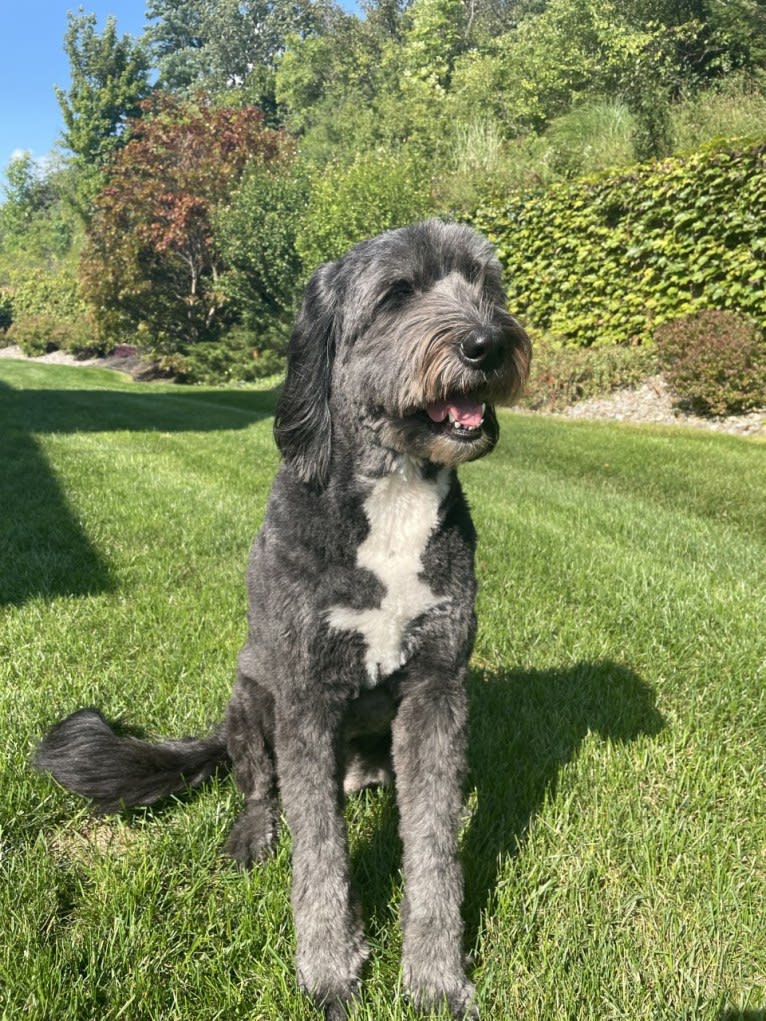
[0,2,149,170]
[1,0,364,174]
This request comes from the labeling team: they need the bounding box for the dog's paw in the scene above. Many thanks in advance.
[301,978,359,1021]
[317,993,352,1021]
[224,798,278,868]
[297,928,368,1021]
[403,943,478,1020]
[407,977,479,1020]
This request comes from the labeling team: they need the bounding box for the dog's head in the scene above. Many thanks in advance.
[274,219,531,486]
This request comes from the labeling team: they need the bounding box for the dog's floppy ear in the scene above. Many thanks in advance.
[274,261,339,487]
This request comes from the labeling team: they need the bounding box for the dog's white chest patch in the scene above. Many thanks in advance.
[328,466,450,685]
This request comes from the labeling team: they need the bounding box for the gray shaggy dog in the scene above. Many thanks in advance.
[34,219,531,1019]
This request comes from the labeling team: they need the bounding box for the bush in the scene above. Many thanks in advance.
[471,137,766,348]
[160,325,287,384]
[6,312,104,358]
[215,160,310,341]
[0,290,12,334]
[296,149,433,268]
[3,265,104,355]
[654,310,766,416]
[521,337,659,410]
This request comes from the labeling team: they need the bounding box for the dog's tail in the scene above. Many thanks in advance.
[33,708,230,813]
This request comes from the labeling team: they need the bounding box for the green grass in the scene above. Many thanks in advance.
[1,358,765,1021]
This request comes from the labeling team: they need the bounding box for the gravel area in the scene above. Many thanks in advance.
[552,374,765,438]
[2,344,763,438]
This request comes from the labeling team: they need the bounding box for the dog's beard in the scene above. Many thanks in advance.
[379,399,501,467]
[377,339,526,466]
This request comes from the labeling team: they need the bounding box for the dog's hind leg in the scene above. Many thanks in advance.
[392,668,478,1019]
[224,660,279,867]
[276,694,368,1019]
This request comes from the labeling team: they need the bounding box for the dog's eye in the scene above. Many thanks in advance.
[380,280,414,308]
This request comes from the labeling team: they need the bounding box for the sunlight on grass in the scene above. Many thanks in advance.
[1,361,765,1020]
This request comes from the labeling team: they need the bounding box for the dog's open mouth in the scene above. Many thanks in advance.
[424,395,487,440]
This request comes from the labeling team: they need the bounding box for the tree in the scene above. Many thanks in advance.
[0,154,56,241]
[143,0,208,93]
[80,93,291,352]
[145,0,328,121]
[56,11,150,167]
[214,159,310,336]
[0,153,76,266]
[275,11,388,149]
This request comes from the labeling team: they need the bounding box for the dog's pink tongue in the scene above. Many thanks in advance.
[427,396,484,428]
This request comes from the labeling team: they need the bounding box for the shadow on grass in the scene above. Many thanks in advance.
[462,660,664,946]
[0,379,276,606]
[350,660,664,952]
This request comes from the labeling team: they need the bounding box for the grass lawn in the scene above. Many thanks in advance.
[1,358,765,1021]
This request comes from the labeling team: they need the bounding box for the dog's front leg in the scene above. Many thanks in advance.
[275,696,368,1019]
[392,673,478,1019]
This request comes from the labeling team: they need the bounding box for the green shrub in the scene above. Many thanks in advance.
[3,265,103,355]
[654,309,766,416]
[0,290,12,334]
[215,160,310,339]
[296,149,433,268]
[471,137,766,348]
[672,76,766,152]
[10,266,86,323]
[162,325,287,384]
[521,337,659,410]
[6,312,104,358]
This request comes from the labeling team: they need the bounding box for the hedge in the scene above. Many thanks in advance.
[471,137,766,346]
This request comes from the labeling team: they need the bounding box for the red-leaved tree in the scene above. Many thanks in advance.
[81,92,292,351]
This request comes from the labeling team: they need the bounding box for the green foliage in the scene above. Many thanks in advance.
[145,0,323,118]
[449,0,652,136]
[56,10,150,214]
[4,266,98,356]
[296,149,433,267]
[521,336,660,409]
[0,155,76,263]
[9,267,86,322]
[0,155,92,356]
[400,0,466,91]
[80,94,290,353]
[654,309,766,415]
[169,324,287,383]
[1,153,57,238]
[5,312,102,358]
[275,12,399,161]
[214,159,309,336]
[472,137,766,348]
[545,97,636,175]
[671,73,766,151]
[0,290,12,332]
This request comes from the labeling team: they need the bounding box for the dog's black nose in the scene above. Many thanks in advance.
[460,329,500,367]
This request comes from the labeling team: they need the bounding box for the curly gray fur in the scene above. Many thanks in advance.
[34,219,531,1019]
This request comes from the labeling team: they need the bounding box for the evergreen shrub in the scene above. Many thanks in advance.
[5,267,102,356]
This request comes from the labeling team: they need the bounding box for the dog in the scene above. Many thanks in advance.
[34,219,531,1019]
